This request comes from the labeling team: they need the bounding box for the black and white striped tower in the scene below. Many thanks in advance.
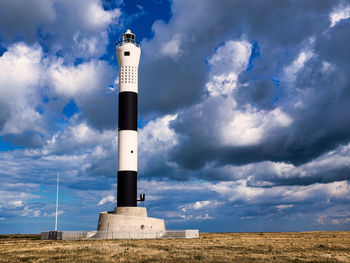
[116,29,141,207]
[94,29,196,239]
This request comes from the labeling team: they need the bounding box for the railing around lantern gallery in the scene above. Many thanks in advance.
[116,39,141,47]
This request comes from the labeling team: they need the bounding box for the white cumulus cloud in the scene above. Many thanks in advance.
[329,4,350,27]
[206,40,252,96]
[160,34,183,58]
[221,107,292,146]
[98,195,116,206]
[48,59,113,97]
[0,42,44,135]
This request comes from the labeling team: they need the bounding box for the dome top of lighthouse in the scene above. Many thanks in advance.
[117,29,140,47]
[123,29,135,37]
[125,29,134,35]
[121,29,136,42]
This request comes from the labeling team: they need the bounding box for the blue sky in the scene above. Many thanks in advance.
[0,0,350,234]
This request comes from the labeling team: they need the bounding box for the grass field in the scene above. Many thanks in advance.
[0,232,349,262]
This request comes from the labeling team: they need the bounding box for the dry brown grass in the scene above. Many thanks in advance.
[0,232,349,262]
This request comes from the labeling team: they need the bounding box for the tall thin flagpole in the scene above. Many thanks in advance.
[55,173,59,231]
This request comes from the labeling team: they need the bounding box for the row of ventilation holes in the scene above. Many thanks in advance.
[120,65,137,84]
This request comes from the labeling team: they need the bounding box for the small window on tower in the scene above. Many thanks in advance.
[124,51,130,56]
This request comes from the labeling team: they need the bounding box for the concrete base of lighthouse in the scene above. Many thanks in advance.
[40,207,198,240]
[93,207,166,239]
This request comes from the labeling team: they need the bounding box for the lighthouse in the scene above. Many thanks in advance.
[95,29,166,239]
[116,29,140,207]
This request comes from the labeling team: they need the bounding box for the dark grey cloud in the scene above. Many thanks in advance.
[139,0,338,115]
[139,56,206,115]
[75,88,118,130]
[278,19,350,163]
[0,0,55,42]
[0,0,121,59]
[237,79,277,110]
[145,2,350,178]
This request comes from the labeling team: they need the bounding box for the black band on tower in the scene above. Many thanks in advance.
[117,171,137,207]
[118,92,138,131]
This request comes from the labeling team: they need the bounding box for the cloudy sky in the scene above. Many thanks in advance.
[1,0,350,234]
